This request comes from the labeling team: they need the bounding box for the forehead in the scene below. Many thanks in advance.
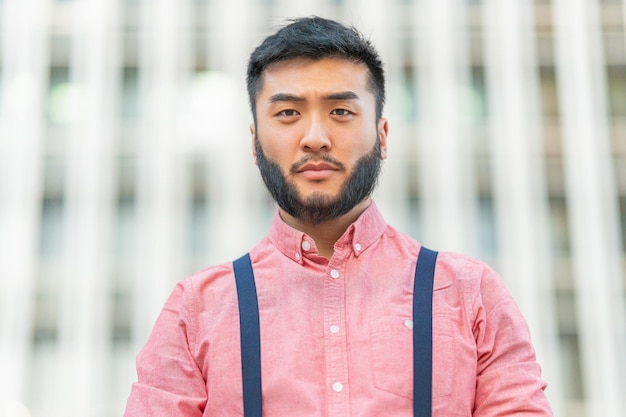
[258,57,372,98]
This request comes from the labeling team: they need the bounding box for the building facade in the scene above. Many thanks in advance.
[0,0,625,416]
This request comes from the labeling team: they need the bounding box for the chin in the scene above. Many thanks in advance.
[301,191,340,205]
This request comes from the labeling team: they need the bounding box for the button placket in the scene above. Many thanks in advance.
[323,260,350,415]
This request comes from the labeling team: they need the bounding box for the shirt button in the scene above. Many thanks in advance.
[332,382,343,392]
[301,241,311,251]
[330,269,339,279]
[330,325,340,334]
[354,243,362,252]
[295,252,301,261]
[404,319,414,329]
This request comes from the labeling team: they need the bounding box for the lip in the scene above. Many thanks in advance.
[296,162,339,180]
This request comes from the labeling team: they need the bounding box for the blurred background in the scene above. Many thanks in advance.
[0,0,625,416]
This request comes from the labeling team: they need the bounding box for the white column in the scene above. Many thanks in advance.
[0,0,50,414]
[203,0,263,263]
[133,0,191,346]
[54,1,120,416]
[552,0,626,416]
[482,0,563,413]
[414,0,476,253]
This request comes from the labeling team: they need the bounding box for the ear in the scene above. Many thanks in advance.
[377,117,389,160]
[250,123,258,165]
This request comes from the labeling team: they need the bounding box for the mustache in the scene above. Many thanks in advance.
[290,154,346,174]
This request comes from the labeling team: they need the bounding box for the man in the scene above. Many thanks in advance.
[124,16,553,416]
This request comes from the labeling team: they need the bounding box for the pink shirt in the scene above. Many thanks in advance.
[124,202,552,416]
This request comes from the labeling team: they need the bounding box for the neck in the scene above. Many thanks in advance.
[279,199,372,259]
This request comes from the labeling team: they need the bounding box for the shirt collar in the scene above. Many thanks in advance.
[268,201,388,263]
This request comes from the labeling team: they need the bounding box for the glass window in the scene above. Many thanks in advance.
[477,196,498,256]
[548,195,571,256]
[558,331,586,400]
[603,32,626,66]
[46,66,81,126]
[539,66,560,121]
[398,36,418,122]
[114,197,136,260]
[405,160,423,239]
[400,65,418,122]
[120,67,139,123]
[111,290,131,343]
[39,197,65,259]
[39,155,66,259]
[32,290,58,344]
[187,157,209,258]
[619,195,626,254]
[188,197,208,257]
[607,66,626,119]
[616,155,626,252]
[28,331,58,413]
[0,66,4,118]
[50,36,71,66]
[536,32,555,67]
[475,155,497,257]
[468,66,488,124]
[114,155,137,260]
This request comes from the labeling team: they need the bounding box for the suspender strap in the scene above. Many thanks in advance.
[233,253,263,417]
[413,246,438,417]
[233,247,438,417]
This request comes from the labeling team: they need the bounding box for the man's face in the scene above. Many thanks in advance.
[251,57,388,224]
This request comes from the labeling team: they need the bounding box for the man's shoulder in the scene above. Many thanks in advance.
[402,244,493,287]
[432,250,506,299]
[180,260,237,294]
[435,250,493,274]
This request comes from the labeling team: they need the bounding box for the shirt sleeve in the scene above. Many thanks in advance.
[472,265,553,416]
[123,282,206,417]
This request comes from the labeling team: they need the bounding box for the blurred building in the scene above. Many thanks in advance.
[0,0,625,416]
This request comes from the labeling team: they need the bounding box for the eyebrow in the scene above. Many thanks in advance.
[324,91,360,101]
[268,93,305,103]
[268,91,361,103]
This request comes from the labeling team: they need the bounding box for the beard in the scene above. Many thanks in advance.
[254,136,383,225]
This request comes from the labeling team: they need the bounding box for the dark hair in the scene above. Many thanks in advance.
[246,16,385,122]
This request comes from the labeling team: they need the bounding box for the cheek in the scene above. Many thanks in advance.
[339,132,378,160]
[258,124,302,151]
[256,137,294,171]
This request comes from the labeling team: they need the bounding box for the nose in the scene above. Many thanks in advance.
[300,115,331,152]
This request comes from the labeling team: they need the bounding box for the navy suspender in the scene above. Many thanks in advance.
[233,246,438,417]
[233,253,263,417]
[412,246,438,417]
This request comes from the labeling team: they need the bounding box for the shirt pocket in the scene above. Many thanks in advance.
[370,315,455,399]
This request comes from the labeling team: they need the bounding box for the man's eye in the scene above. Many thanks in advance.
[278,109,299,117]
[331,109,352,116]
